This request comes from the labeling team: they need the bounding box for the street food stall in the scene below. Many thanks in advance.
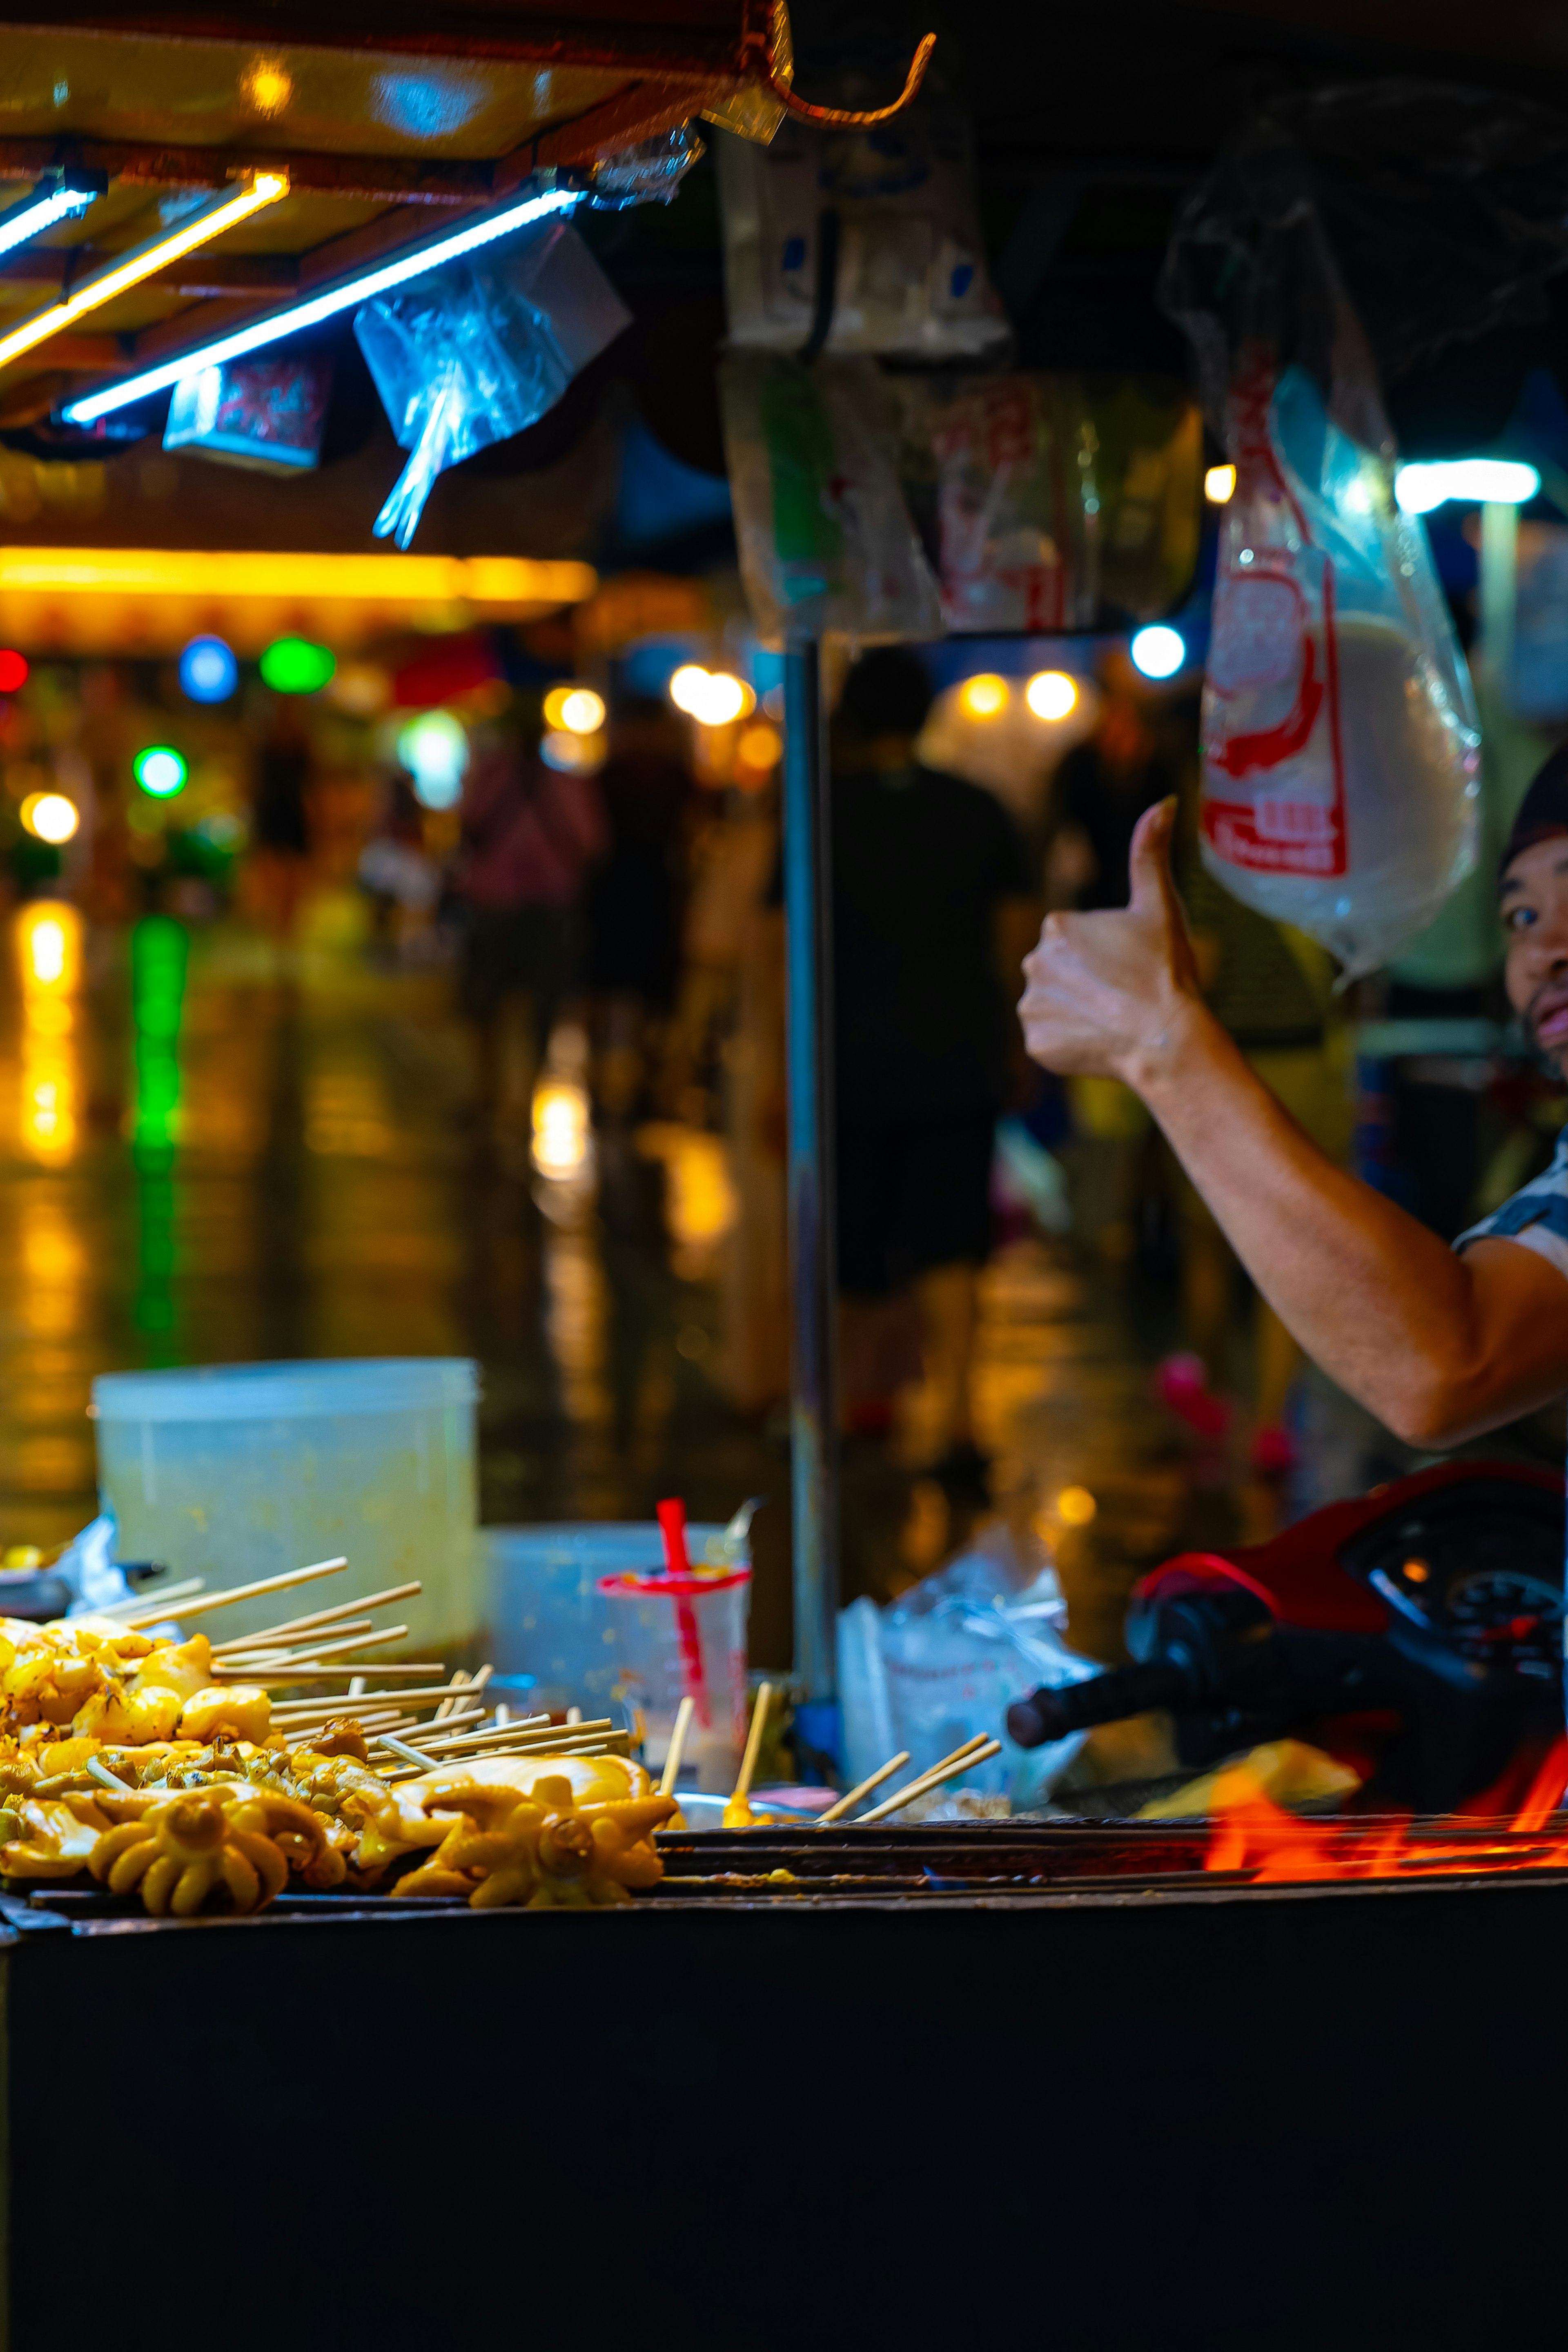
[7,7,1568,2343]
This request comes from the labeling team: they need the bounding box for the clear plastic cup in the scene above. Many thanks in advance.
[597,1565,751,1791]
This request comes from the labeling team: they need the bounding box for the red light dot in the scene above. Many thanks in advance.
[0,650,29,693]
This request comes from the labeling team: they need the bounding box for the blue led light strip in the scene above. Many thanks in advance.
[0,178,102,263]
[62,181,581,427]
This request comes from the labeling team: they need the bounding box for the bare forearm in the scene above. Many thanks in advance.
[1126,1005,1514,1442]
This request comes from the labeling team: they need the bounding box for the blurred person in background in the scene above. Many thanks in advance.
[452,708,606,1145]
[832,647,1038,1499]
[246,697,315,939]
[581,695,689,1121]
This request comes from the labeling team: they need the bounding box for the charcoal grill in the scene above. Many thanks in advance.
[7,1817,1568,2352]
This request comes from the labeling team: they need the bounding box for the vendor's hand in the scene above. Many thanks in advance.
[1017,798,1204,1088]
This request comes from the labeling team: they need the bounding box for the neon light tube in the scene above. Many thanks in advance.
[0,174,106,263]
[62,182,581,426]
[0,547,597,604]
[0,171,288,375]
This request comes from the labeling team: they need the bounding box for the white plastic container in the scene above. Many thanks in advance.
[484,1521,750,1786]
[93,1359,479,1650]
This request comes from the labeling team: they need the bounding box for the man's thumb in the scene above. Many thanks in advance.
[1128,795,1177,913]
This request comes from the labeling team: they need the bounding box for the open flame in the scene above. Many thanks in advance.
[1204,1737,1568,1883]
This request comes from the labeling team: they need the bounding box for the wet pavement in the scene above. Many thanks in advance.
[1,892,1554,1691]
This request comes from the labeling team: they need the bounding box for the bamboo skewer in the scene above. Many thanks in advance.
[216,1662,442,1685]
[723,1682,772,1826]
[854,1738,1003,1826]
[433,1669,471,1722]
[659,1695,696,1798]
[839,1735,988,1826]
[232,1620,376,1663]
[210,1583,422,1655]
[118,1557,348,1632]
[270,1680,483,1715]
[92,1578,207,1620]
[377,1707,488,1748]
[816,1752,912,1826]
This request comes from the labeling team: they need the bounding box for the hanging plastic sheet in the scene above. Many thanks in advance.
[720,349,942,641]
[1161,120,1480,976]
[355,221,630,548]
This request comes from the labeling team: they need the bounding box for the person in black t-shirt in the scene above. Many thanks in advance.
[831,648,1037,1495]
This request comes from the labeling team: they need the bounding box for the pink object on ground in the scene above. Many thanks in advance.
[1250,1424,1297,1478]
[1156,1352,1233,1441]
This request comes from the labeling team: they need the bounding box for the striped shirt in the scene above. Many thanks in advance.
[1454,1126,1568,1286]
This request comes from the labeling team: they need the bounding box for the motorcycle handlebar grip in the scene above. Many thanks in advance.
[1006,1661,1195,1747]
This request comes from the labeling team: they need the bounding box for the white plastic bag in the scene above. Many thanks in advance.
[713,106,1006,361]
[1163,123,1480,976]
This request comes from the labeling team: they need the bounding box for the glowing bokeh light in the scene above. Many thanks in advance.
[134,745,188,798]
[179,633,238,704]
[397,708,468,808]
[532,1077,591,1180]
[20,791,79,843]
[543,684,606,736]
[1130,626,1186,680]
[1394,457,1540,514]
[261,636,335,695]
[958,673,1009,720]
[1025,670,1078,722]
[668,663,711,717]
[1205,464,1237,503]
[0,648,27,693]
[1056,1484,1098,1527]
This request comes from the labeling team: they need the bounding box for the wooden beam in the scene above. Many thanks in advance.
[0,7,750,78]
[0,138,498,208]
[504,78,713,185]
[0,248,300,298]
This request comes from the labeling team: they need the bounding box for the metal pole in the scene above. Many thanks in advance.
[782,636,840,1762]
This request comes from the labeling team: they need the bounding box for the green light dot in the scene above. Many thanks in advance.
[134,746,187,797]
[261,637,335,695]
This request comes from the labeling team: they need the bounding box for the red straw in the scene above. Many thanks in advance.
[657,1497,711,1728]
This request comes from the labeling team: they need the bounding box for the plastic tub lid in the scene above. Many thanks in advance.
[92,1358,480,1423]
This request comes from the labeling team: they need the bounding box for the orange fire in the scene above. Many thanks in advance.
[1204,1736,1568,1883]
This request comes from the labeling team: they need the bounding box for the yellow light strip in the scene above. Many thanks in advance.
[0,172,289,373]
[0,549,598,605]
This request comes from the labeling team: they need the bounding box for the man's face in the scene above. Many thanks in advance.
[1502,835,1568,1069]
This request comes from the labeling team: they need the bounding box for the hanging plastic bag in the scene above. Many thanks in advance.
[713,99,1007,361]
[355,221,630,548]
[719,348,942,641]
[904,372,1201,633]
[1162,122,1480,976]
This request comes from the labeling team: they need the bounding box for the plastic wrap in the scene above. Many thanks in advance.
[1162,122,1480,976]
[590,123,705,210]
[355,221,630,548]
[838,1533,1100,1812]
[721,348,942,641]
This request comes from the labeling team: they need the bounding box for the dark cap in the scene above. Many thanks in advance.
[1500,744,1568,886]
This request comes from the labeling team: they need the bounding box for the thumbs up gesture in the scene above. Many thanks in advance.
[1018,798,1203,1086]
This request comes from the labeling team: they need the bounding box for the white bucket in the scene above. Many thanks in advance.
[93,1358,479,1650]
